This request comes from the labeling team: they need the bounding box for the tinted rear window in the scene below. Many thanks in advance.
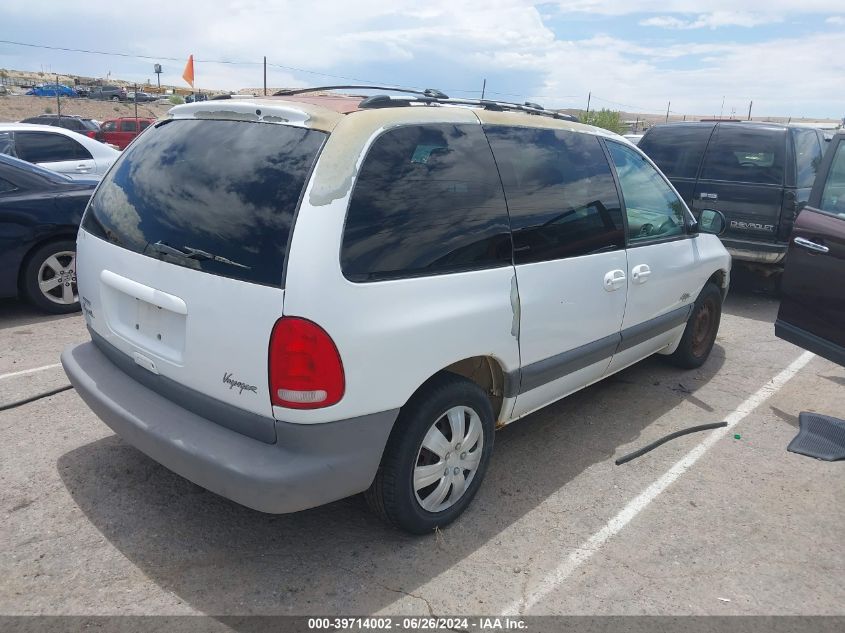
[82,119,325,287]
[341,123,512,281]
[638,124,714,179]
[700,125,785,185]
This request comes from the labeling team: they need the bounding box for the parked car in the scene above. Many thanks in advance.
[74,86,91,98]
[89,85,127,101]
[623,133,644,145]
[19,114,101,139]
[61,93,730,533]
[127,91,156,103]
[0,85,8,96]
[0,154,97,313]
[0,123,120,179]
[25,83,78,98]
[96,117,156,150]
[638,121,826,266]
[776,131,845,366]
[184,92,208,103]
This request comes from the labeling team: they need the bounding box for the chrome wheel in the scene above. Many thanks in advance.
[414,405,484,513]
[37,251,77,306]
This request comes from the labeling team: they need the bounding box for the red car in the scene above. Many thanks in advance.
[96,117,156,150]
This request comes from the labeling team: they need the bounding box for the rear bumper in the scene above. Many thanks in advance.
[722,238,787,264]
[61,341,398,514]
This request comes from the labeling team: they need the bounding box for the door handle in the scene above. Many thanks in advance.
[631,264,651,284]
[75,164,91,172]
[794,236,829,254]
[603,269,626,292]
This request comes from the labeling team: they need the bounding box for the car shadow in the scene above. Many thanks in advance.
[57,348,725,616]
[722,267,780,324]
[0,297,79,330]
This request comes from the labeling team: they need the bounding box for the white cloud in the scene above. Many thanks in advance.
[0,0,843,116]
[640,12,783,29]
[827,16,845,24]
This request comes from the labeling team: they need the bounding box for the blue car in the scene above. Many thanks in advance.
[25,84,78,98]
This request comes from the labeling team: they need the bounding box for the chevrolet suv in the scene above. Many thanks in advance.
[62,89,730,533]
[639,121,826,266]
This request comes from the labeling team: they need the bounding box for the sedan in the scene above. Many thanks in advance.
[0,123,120,180]
[0,154,97,313]
[25,84,79,98]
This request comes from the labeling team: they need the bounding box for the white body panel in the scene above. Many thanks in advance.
[0,123,119,179]
[509,251,627,419]
[76,231,285,419]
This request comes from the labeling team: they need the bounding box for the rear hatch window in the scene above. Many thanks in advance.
[82,119,326,287]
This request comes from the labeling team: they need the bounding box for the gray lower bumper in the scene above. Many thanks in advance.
[61,341,398,514]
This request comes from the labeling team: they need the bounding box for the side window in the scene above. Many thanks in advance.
[700,125,785,185]
[793,128,823,189]
[820,142,845,217]
[606,141,687,243]
[341,124,512,281]
[638,124,714,180]
[102,121,117,132]
[0,131,13,155]
[120,120,137,132]
[484,126,623,263]
[0,177,18,194]
[14,132,92,163]
[139,120,151,130]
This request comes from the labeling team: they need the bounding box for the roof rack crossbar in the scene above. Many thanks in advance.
[356,94,577,122]
[273,85,448,98]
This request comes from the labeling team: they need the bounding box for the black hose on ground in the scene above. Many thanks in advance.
[615,421,729,465]
[0,385,74,412]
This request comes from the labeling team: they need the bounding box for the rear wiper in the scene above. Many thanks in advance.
[150,241,250,269]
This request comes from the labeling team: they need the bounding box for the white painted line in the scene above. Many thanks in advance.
[502,350,815,616]
[0,363,62,381]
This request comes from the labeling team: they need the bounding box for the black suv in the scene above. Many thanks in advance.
[19,114,100,137]
[89,85,127,101]
[639,121,826,265]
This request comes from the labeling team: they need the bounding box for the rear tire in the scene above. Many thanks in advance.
[21,240,80,314]
[666,282,722,369]
[365,373,494,534]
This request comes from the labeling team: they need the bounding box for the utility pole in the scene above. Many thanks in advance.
[665,101,670,123]
[719,96,725,120]
[133,84,138,121]
[747,100,753,121]
[586,91,591,114]
[481,78,486,100]
[55,73,61,117]
[263,56,267,96]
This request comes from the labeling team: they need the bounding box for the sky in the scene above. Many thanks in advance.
[1,1,844,118]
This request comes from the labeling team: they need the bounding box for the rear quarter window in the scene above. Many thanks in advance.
[700,125,785,185]
[638,124,714,180]
[82,119,325,287]
[792,128,823,189]
[341,123,512,281]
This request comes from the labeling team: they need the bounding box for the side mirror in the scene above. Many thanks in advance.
[694,209,727,236]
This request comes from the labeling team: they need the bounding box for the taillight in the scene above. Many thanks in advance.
[269,317,345,409]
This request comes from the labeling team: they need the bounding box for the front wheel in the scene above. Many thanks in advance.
[365,374,494,534]
[21,240,80,314]
[666,282,722,369]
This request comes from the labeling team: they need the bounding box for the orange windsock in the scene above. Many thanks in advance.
[182,54,195,88]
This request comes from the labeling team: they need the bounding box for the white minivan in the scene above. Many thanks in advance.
[62,90,731,533]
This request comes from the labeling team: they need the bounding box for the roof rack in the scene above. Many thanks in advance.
[274,85,448,99]
[359,93,578,122]
[273,85,578,122]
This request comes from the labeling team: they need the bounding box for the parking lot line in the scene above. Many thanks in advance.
[0,363,62,381]
[502,350,815,616]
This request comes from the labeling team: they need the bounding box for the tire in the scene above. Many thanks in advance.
[666,282,722,369]
[111,96,119,102]
[21,240,80,314]
[365,373,495,534]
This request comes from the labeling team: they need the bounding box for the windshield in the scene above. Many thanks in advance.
[81,119,326,287]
